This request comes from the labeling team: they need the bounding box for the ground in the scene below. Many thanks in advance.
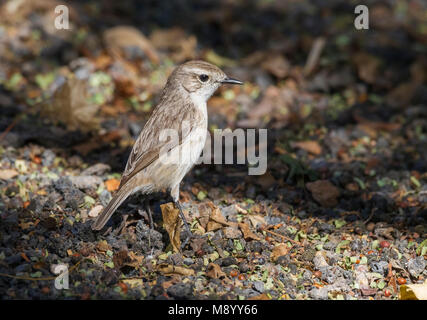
[0,0,426,300]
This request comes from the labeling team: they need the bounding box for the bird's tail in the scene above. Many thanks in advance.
[91,186,134,231]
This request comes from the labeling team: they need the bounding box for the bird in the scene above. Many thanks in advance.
[91,60,243,245]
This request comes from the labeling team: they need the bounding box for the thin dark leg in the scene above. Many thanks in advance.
[144,200,154,249]
[174,200,192,249]
[145,200,154,230]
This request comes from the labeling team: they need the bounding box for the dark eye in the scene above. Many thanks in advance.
[199,74,209,82]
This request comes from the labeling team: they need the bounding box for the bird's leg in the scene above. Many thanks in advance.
[171,184,192,249]
[144,199,155,250]
[174,200,192,249]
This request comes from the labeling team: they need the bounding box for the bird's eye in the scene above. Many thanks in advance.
[199,74,209,82]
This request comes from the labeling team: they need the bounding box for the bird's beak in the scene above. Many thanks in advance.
[221,77,243,85]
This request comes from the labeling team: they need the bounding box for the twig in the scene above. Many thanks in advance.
[264,228,301,245]
[304,37,326,76]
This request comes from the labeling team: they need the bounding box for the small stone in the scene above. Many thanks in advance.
[42,149,55,167]
[313,251,329,269]
[252,281,264,293]
[355,270,369,289]
[309,287,329,300]
[88,205,103,218]
[323,241,337,251]
[407,257,426,278]
[223,227,242,239]
[68,175,103,190]
[81,163,111,176]
[319,266,336,284]
[306,180,340,207]
[167,283,194,299]
[370,261,388,276]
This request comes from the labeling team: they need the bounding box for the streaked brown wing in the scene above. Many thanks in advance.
[118,99,202,189]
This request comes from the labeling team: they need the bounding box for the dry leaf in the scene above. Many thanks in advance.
[157,264,195,276]
[0,169,19,180]
[160,202,182,252]
[248,293,271,300]
[271,243,289,262]
[306,180,340,207]
[207,202,229,226]
[238,222,261,241]
[105,178,120,192]
[291,140,322,155]
[150,27,196,62]
[206,263,226,279]
[400,280,427,300]
[353,52,381,84]
[122,278,144,288]
[261,53,290,78]
[41,77,100,132]
[248,215,266,229]
[103,26,159,64]
[96,240,110,253]
[256,172,276,189]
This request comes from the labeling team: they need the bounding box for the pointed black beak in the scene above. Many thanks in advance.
[221,77,243,85]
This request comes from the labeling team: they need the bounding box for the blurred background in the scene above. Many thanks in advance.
[0,0,426,300]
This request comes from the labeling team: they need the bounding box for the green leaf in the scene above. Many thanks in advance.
[416,239,427,256]
[197,191,207,201]
[334,219,346,229]
[336,240,350,254]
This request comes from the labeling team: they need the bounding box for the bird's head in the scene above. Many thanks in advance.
[168,60,243,102]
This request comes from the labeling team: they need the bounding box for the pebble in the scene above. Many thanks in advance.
[323,241,337,251]
[68,175,103,190]
[81,163,111,176]
[223,227,242,239]
[252,281,265,293]
[370,261,388,276]
[313,251,329,269]
[309,287,329,300]
[407,257,426,278]
[167,283,194,299]
[88,205,103,218]
[42,149,55,167]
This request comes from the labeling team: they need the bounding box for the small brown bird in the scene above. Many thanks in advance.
[91,60,242,242]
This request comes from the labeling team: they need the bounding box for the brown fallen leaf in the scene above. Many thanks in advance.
[0,169,19,180]
[103,26,159,64]
[157,264,195,276]
[271,243,289,262]
[160,202,182,253]
[41,77,100,132]
[353,112,401,132]
[207,202,229,226]
[353,52,381,84]
[291,140,322,155]
[150,27,197,62]
[96,240,111,253]
[238,222,261,241]
[306,180,340,207]
[400,280,427,300]
[256,172,276,189]
[261,53,290,79]
[248,293,271,300]
[206,263,226,279]
[105,178,120,192]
